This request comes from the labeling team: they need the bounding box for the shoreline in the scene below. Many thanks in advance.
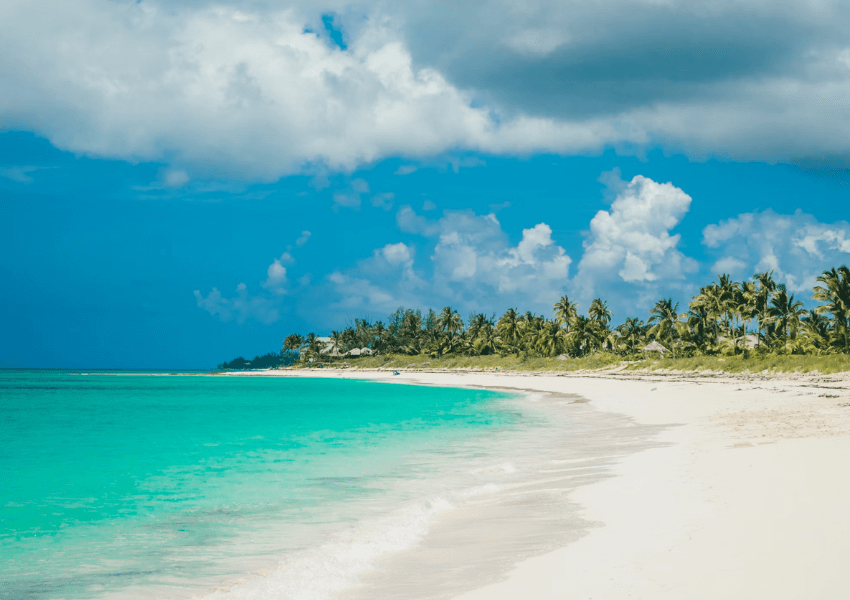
[228,368,850,599]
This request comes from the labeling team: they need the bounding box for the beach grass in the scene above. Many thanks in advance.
[303,352,850,375]
[623,353,850,374]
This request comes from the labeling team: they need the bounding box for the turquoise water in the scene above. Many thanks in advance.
[0,371,514,600]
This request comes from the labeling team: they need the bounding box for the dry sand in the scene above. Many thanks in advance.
[227,368,850,599]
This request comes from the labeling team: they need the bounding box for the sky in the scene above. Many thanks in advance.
[2,0,850,368]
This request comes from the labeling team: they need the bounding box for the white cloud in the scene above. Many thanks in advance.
[0,165,40,183]
[702,209,850,292]
[381,242,413,266]
[194,284,280,324]
[505,28,569,57]
[327,272,400,310]
[16,0,850,182]
[576,175,696,294]
[331,208,571,313]
[711,256,748,275]
[0,0,635,181]
[333,192,362,209]
[195,235,310,323]
[163,168,189,187]
[395,165,418,175]
[328,176,704,317]
[396,205,440,236]
[334,179,394,210]
[422,199,437,211]
[261,256,289,295]
[370,192,395,210]
[327,242,422,310]
[296,231,311,247]
[350,179,370,194]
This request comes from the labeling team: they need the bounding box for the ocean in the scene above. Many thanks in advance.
[1,371,660,600]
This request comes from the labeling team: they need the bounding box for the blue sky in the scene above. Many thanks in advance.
[2,1,850,368]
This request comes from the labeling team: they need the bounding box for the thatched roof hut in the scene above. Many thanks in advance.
[359,348,373,356]
[643,341,668,357]
[347,348,361,356]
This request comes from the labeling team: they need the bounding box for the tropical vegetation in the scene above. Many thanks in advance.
[219,267,850,371]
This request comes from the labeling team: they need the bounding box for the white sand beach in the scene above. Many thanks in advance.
[229,368,850,599]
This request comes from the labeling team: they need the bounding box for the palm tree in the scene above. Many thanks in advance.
[398,310,424,354]
[438,306,464,337]
[553,294,578,330]
[467,313,491,338]
[767,289,806,353]
[588,299,612,328]
[615,317,646,355]
[567,315,604,356]
[371,321,387,353]
[302,332,320,359]
[497,308,521,353]
[751,271,777,348]
[272,262,850,364]
[329,330,343,354]
[813,266,850,353]
[534,320,564,357]
[801,310,831,353]
[432,306,464,355]
[474,326,499,355]
[648,298,679,349]
[282,333,304,354]
[717,274,741,335]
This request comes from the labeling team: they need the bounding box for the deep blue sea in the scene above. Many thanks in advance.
[0,371,518,600]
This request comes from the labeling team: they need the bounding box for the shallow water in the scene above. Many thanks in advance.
[1,372,662,600]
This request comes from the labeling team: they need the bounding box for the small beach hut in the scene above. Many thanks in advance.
[643,340,668,358]
[359,348,373,356]
[347,348,361,357]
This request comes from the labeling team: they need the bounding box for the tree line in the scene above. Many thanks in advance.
[280,267,850,361]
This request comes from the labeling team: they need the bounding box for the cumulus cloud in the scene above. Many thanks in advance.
[331,208,571,313]
[6,0,849,180]
[396,205,440,236]
[370,192,395,210]
[333,178,396,210]
[194,283,280,324]
[702,210,850,291]
[333,191,362,209]
[196,175,850,326]
[296,231,311,247]
[0,165,40,183]
[261,255,290,295]
[328,176,702,317]
[575,175,696,300]
[327,241,423,311]
[195,237,308,323]
[0,0,631,181]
